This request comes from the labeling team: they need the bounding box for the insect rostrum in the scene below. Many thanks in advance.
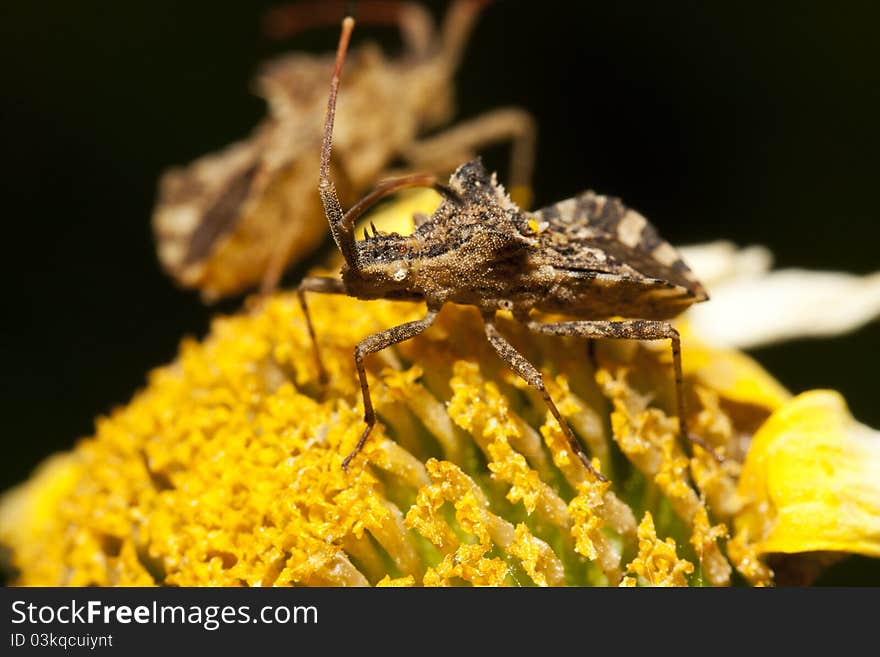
[300,16,711,479]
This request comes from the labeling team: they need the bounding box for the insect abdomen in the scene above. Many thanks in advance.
[537,269,699,320]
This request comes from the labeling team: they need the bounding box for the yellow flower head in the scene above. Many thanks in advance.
[2,221,880,586]
[621,512,694,587]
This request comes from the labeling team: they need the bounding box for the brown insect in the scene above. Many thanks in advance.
[152,0,535,302]
[300,16,716,479]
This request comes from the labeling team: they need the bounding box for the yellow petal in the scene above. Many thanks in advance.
[677,323,792,411]
[735,390,880,557]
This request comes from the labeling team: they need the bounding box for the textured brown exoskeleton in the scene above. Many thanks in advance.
[301,16,713,479]
[153,0,535,302]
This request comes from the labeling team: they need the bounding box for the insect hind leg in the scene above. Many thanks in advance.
[400,108,537,208]
[522,318,721,463]
[482,314,607,482]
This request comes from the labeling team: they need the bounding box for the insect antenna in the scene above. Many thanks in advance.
[319,15,361,272]
[319,14,464,268]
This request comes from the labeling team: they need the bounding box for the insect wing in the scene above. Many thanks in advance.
[531,192,707,299]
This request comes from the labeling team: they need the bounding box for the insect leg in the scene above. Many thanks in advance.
[296,276,348,386]
[345,308,440,470]
[482,314,607,482]
[401,108,537,207]
[523,318,721,462]
[259,218,307,299]
[441,1,494,72]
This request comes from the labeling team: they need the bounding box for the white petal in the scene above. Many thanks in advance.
[685,268,880,349]
[677,241,773,288]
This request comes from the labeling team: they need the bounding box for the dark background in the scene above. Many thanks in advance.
[1,0,878,579]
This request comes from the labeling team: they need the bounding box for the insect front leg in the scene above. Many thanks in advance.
[482,313,607,482]
[440,1,494,72]
[401,108,537,207]
[345,308,440,470]
[259,216,308,299]
[296,276,348,386]
[522,318,721,462]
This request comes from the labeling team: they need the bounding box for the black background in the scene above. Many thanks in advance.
[1,0,878,512]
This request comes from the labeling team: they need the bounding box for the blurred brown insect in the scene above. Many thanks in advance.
[299,15,717,478]
[152,0,536,302]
